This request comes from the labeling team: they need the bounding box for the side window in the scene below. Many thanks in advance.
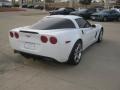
[66,8,73,13]
[75,18,91,28]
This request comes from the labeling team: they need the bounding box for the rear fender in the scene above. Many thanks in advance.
[56,30,82,55]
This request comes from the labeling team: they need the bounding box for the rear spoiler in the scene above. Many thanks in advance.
[20,30,38,34]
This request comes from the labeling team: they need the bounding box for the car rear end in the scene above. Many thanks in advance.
[9,16,79,62]
[9,28,73,63]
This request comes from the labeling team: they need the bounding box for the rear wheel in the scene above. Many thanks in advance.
[67,41,82,65]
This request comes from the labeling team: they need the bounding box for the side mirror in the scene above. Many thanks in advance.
[91,24,96,28]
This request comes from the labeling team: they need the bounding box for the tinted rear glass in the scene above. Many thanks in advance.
[30,17,75,30]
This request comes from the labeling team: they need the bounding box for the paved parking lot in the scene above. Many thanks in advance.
[0,11,120,90]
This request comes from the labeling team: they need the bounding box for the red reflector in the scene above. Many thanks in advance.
[41,36,48,43]
[50,37,57,44]
[10,32,14,38]
[14,32,19,39]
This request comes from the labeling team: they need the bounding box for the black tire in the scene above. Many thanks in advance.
[97,29,103,43]
[67,41,82,65]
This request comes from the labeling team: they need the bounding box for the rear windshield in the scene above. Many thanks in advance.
[30,17,76,30]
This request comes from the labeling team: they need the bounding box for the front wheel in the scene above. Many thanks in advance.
[67,41,82,65]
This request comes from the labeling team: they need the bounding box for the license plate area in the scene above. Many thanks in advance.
[20,33,39,43]
[24,42,35,50]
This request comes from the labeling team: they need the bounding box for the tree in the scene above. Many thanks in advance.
[79,0,92,6]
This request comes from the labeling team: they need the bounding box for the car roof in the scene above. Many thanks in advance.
[45,15,82,20]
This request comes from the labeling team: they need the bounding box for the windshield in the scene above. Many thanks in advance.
[30,17,75,30]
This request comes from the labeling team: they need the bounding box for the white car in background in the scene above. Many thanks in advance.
[9,15,103,65]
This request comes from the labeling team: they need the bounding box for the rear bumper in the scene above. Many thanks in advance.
[14,50,57,62]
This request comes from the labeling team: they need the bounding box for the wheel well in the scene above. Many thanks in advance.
[67,39,83,64]
[101,27,104,32]
[75,39,83,50]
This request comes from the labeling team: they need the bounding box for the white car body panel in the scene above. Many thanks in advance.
[9,15,102,62]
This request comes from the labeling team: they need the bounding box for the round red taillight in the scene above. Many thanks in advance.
[10,32,14,38]
[41,35,48,43]
[14,32,19,39]
[50,37,57,44]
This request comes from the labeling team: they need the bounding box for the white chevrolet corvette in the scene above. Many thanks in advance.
[9,15,103,65]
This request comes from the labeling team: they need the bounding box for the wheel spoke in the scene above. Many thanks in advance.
[78,53,81,59]
[74,44,82,63]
